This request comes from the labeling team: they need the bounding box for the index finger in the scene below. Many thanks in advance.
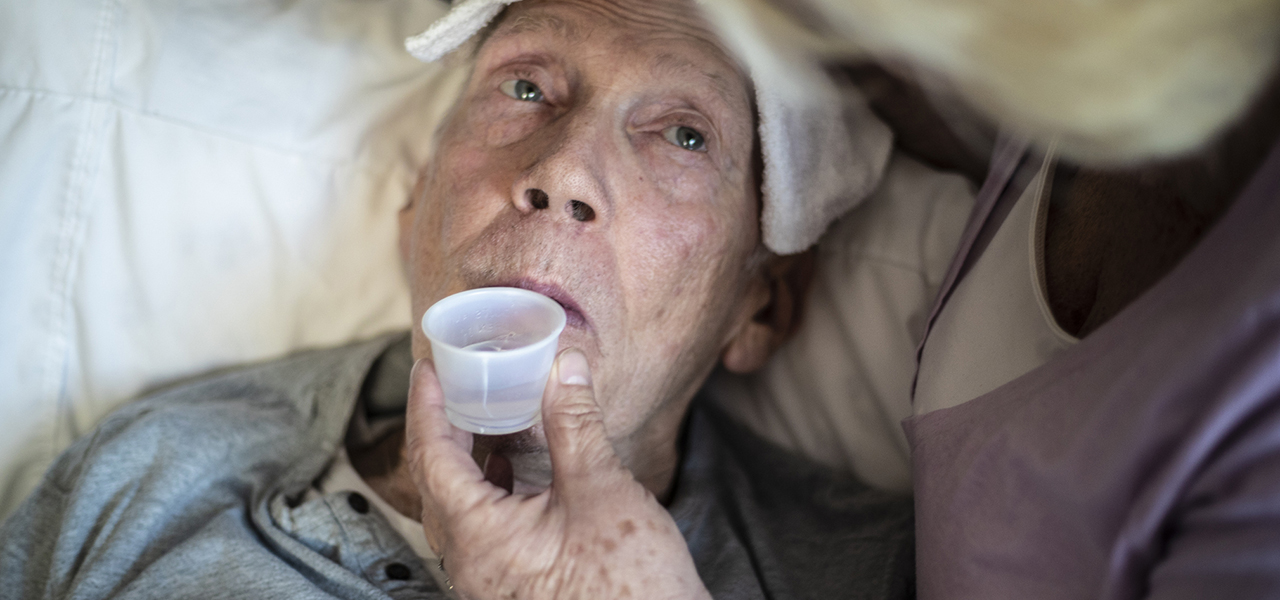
[404,359,502,514]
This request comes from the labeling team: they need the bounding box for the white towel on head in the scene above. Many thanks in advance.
[404,0,893,255]
[404,0,518,63]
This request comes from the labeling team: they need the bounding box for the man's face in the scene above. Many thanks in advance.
[401,0,763,481]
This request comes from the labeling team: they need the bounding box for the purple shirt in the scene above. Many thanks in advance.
[906,138,1280,599]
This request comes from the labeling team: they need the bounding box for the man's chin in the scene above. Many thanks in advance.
[472,426,552,492]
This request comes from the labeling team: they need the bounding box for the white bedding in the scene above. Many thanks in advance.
[0,0,459,517]
[707,154,974,492]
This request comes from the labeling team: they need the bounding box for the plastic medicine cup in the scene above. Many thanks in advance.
[422,287,567,435]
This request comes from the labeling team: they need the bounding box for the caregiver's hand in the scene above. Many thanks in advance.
[405,349,711,600]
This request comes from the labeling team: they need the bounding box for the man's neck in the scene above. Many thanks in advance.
[349,415,687,527]
[349,428,424,522]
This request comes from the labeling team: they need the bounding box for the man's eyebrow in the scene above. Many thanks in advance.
[487,13,583,44]
[649,52,741,108]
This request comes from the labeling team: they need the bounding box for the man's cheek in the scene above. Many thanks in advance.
[623,208,720,300]
[438,146,502,196]
[457,93,543,149]
[482,115,543,148]
[429,161,509,249]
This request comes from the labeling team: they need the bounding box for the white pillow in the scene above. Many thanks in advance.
[0,0,460,517]
[707,153,974,492]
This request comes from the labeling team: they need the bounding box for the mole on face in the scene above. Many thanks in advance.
[570,199,596,222]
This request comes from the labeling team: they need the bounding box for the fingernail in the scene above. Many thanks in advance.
[410,358,433,378]
[558,350,591,387]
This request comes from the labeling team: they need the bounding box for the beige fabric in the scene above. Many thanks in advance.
[707,153,975,492]
[914,148,1077,416]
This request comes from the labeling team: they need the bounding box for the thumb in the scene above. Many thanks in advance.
[542,349,627,492]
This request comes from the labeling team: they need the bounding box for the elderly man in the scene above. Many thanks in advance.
[0,0,914,598]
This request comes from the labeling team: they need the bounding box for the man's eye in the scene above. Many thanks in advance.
[499,79,544,102]
[663,125,706,152]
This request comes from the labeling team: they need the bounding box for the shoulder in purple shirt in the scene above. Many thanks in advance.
[906,138,1280,599]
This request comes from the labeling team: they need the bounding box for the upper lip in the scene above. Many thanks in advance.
[490,277,590,330]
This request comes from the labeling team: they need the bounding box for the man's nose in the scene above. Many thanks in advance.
[509,119,607,225]
[522,189,595,222]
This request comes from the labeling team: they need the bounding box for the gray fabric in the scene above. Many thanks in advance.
[1,332,914,600]
[906,137,1280,599]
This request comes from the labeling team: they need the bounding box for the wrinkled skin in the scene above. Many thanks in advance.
[407,352,711,599]
[389,0,810,597]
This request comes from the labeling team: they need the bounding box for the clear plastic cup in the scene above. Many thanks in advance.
[422,287,567,434]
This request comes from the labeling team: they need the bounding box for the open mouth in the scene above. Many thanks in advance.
[490,278,590,330]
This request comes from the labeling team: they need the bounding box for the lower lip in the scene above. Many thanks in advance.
[562,306,587,329]
[489,282,589,330]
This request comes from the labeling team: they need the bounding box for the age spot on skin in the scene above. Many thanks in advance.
[600,536,618,552]
[618,520,636,537]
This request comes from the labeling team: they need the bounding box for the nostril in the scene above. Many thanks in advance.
[527,189,550,210]
[569,200,595,222]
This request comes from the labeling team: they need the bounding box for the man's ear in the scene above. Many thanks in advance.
[720,249,816,374]
[399,167,429,263]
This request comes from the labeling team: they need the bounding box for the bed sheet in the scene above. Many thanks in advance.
[0,0,458,518]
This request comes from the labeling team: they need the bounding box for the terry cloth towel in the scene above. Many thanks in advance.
[404,0,894,255]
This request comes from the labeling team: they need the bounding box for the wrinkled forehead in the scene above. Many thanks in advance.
[477,0,753,109]
[485,0,729,55]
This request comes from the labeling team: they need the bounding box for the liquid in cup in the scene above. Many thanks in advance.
[423,288,566,434]
[461,332,542,352]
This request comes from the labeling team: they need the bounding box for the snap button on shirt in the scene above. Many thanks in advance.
[348,492,370,514]
[386,563,412,580]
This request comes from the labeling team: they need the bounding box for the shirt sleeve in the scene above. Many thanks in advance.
[0,427,104,600]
